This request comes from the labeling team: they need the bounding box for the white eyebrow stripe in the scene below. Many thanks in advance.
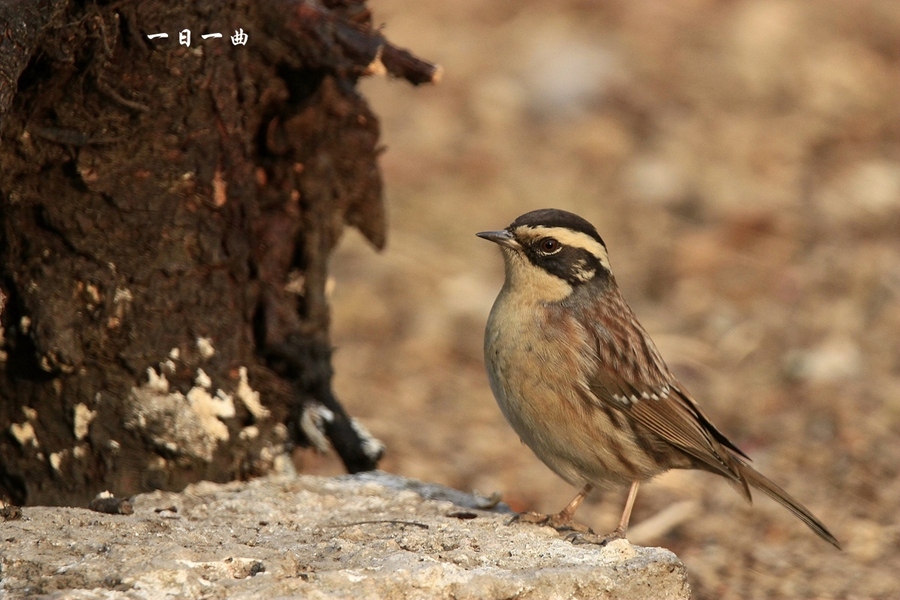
[516,225,610,270]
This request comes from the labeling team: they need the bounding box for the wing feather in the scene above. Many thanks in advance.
[574,287,751,495]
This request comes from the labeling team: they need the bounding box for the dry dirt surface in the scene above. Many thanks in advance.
[300,1,898,598]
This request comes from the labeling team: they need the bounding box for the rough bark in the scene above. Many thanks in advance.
[0,0,437,506]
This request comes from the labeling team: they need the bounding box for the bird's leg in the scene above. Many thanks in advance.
[568,481,641,546]
[509,484,594,533]
[613,480,640,537]
[548,483,594,529]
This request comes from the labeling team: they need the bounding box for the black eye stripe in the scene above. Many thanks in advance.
[522,245,606,285]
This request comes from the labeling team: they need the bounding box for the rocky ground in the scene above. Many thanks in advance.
[0,472,689,599]
[307,1,899,598]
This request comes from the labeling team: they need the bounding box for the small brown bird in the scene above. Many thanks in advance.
[478,208,839,548]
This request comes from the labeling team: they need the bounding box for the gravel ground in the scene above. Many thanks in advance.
[305,1,898,598]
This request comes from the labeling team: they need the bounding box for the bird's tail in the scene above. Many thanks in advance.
[736,459,841,549]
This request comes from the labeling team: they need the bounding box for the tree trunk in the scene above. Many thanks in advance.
[0,0,437,506]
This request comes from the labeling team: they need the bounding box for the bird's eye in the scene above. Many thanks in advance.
[538,238,561,254]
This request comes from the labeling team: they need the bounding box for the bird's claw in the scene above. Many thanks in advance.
[507,511,594,534]
[565,526,627,546]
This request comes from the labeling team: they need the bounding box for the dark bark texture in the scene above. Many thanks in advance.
[0,0,437,506]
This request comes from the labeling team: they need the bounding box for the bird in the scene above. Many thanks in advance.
[477,208,840,548]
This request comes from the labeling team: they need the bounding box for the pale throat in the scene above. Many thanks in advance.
[501,249,573,303]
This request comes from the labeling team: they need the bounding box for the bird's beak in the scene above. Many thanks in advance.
[477,229,517,248]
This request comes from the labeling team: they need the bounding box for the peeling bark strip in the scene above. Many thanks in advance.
[275,1,443,85]
[0,0,437,506]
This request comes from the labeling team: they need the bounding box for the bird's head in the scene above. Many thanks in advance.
[477,208,612,302]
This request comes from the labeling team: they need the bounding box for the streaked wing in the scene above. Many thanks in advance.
[578,290,750,488]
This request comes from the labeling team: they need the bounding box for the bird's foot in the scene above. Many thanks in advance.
[565,526,627,546]
[507,511,594,534]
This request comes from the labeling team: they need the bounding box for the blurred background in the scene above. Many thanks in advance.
[306,1,899,597]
